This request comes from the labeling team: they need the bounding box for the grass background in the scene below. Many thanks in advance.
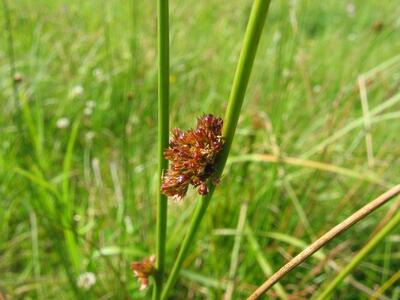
[1,0,400,299]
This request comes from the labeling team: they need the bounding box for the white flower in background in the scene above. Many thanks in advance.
[84,107,93,116]
[86,100,96,109]
[70,85,84,98]
[346,3,355,17]
[77,272,96,290]
[73,214,81,222]
[85,131,95,142]
[313,85,322,94]
[93,68,105,82]
[56,117,70,129]
[84,100,96,116]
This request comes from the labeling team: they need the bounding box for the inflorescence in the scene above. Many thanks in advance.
[161,114,224,202]
[131,256,156,290]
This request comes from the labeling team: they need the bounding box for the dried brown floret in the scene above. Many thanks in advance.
[161,114,224,202]
[131,256,156,291]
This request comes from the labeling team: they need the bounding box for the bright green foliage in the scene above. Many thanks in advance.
[0,0,399,299]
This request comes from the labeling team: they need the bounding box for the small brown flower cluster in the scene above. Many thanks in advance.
[131,256,156,291]
[161,114,224,202]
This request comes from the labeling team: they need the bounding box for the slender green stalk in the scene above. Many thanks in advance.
[161,1,272,298]
[371,270,400,300]
[62,119,82,272]
[314,211,400,300]
[154,0,169,299]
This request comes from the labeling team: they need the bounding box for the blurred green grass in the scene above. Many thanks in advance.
[1,0,400,299]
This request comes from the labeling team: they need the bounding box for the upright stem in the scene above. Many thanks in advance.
[314,210,400,300]
[216,0,271,173]
[161,1,272,298]
[161,190,213,300]
[154,0,169,299]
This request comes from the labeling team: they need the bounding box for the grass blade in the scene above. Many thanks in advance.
[62,119,82,272]
[227,153,386,186]
[245,224,289,300]
[224,202,249,299]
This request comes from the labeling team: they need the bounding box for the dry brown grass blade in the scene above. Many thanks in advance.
[228,153,387,187]
[247,184,400,300]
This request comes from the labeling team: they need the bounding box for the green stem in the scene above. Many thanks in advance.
[62,119,82,272]
[161,191,213,299]
[314,211,400,300]
[161,1,272,298]
[154,0,169,299]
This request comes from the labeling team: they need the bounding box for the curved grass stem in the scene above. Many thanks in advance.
[247,184,400,300]
[161,1,272,298]
[314,210,400,300]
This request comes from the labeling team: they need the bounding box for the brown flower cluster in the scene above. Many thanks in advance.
[131,256,156,290]
[161,114,224,202]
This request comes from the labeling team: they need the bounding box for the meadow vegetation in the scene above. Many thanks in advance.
[1,0,400,299]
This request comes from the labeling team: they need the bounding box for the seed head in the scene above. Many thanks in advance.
[77,272,96,290]
[13,73,23,84]
[131,256,156,291]
[161,114,224,201]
